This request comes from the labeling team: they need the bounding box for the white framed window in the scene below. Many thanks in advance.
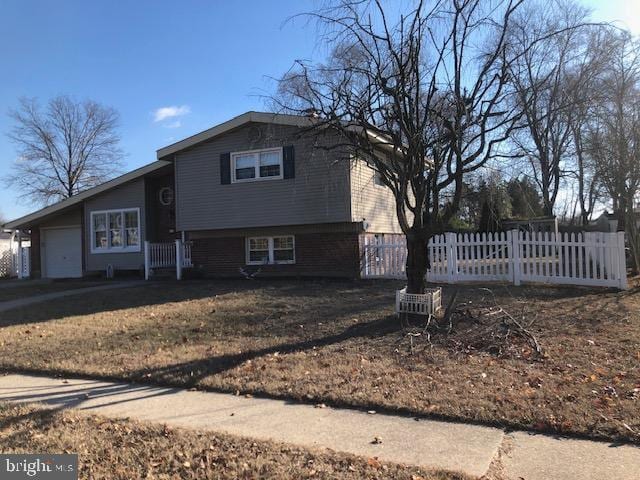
[246,235,295,265]
[232,147,283,183]
[90,208,141,253]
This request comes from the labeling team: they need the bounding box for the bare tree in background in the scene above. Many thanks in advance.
[276,0,532,294]
[6,96,124,205]
[588,31,640,273]
[565,27,613,226]
[506,0,596,217]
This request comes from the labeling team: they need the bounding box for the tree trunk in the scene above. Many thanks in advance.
[624,201,640,275]
[581,211,590,227]
[627,226,640,275]
[616,197,627,232]
[405,233,430,294]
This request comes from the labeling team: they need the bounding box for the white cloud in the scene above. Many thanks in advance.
[153,105,190,123]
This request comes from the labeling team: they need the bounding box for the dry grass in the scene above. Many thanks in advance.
[0,402,463,480]
[0,279,106,303]
[0,278,639,443]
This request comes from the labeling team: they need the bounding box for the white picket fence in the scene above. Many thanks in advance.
[361,231,628,289]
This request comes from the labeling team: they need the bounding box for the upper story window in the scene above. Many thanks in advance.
[232,147,283,183]
[374,171,385,186]
[91,208,140,253]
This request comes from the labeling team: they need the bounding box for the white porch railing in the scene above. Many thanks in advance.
[144,240,193,280]
[362,231,628,290]
[148,242,175,268]
[182,241,193,268]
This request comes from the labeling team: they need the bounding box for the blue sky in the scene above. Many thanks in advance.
[0,0,637,221]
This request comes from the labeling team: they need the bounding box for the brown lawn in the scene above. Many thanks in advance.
[0,278,638,443]
[0,403,461,480]
[0,279,106,303]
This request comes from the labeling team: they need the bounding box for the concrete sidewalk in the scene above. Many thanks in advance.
[0,374,638,479]
[0,281,145,313]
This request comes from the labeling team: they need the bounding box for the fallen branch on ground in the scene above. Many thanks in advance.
[397,287,543,358]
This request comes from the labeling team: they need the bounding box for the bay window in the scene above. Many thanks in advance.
[91,208,140,253]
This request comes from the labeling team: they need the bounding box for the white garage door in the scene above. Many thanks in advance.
[42,227,82,278]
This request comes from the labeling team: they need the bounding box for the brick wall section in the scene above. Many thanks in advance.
[191,236,245,277]
[191,231,361,278]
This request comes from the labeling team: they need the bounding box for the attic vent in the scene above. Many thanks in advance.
[159,187,174,206]
[247,125,263,143]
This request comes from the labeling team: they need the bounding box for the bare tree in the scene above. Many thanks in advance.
[506,0,596,217]
[6,95,124,205]
[588,31,640,273]
[276,0,533,294]
[565,27,614,226]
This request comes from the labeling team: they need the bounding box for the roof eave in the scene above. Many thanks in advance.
[3,160,172,230]
[156,111,316,160]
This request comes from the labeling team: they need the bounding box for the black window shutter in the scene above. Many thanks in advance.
[220,152,231,184]
[283,145,295,179]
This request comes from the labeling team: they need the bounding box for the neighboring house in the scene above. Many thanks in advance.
[3,111,402,279]
[0,231,30,278]
[591,210,640,233]
[501,216,558,235]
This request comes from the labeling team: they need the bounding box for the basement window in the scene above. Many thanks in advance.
[246,235,295,265]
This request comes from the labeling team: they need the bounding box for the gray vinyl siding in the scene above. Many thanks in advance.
[174,123,351,232]
[350,159,404,234]
[39,208,82,229]
[84,178,146,272]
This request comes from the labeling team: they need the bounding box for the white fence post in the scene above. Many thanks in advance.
[175,239,183,281]
[17,250,23,280]
[21,247,30,279]
[16,231,23,279]
[446,232,457,283]
[509,230,521,286]
[363,236,369,278]
[144,241,150,280]
[617,231,628,290]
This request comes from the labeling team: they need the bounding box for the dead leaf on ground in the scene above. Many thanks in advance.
[367,457,381,469]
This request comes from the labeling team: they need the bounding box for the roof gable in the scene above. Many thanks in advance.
[4,160,171,230]
[156,111,314,160]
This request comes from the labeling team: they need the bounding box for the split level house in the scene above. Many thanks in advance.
[3,111,403,279]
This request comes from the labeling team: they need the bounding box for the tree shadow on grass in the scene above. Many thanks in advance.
[0,406,63,446]
[0,278,384,328]
[129,313,401,388]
